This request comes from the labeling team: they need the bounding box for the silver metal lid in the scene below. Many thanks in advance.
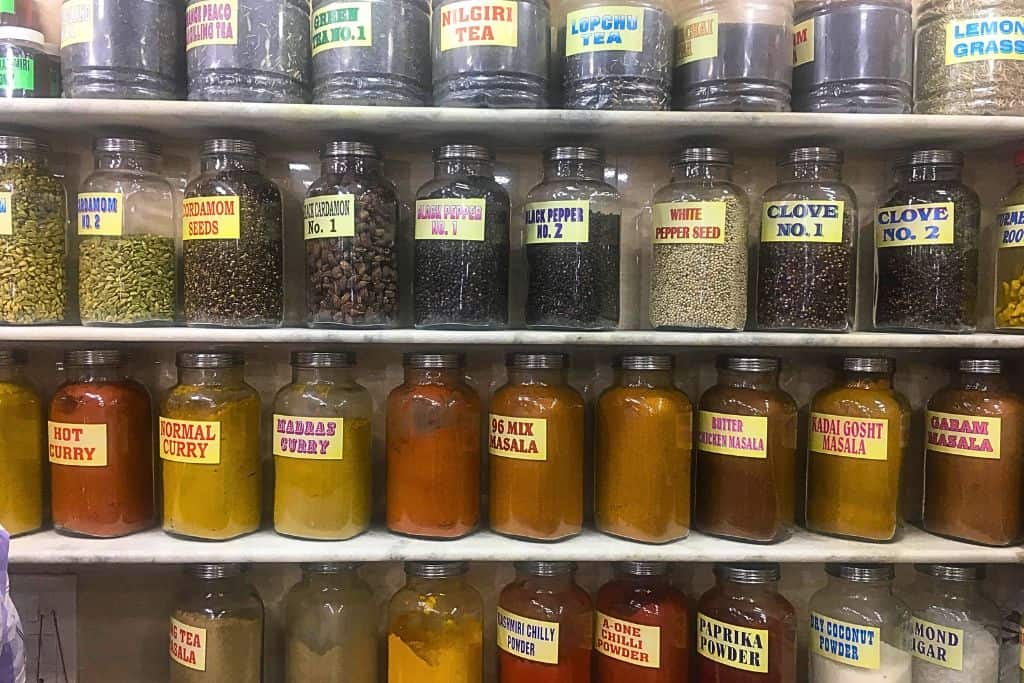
[321,141,380,159]
[291,351,355,368]
[959,359,1002,374]
[403,352,462,369]
[721,357,779,373]
[546,146,603,162]
[301,562,357,574]
[201,139,260,157]
[0,349,26,366]
[617,561,668,577]
[674,147,732,166]
[508,353,568,370]
[895,150,963,168]
[915,564,984,582]
[434,144,493,162]
[844,357,893,373]
[93,137,160,157]
[64,350,125,366]
[827,563,895,582]
[780,146,842,166]
[616,354,673,371]
[187,563,242,579]
[0,135,47,152]
[405,561,468,578]
[715,563,781,584]
[515,561,575,577]
[176,351,244,369]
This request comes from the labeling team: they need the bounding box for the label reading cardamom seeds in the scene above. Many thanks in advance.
[595,612,661,668]
[438,0,518,52]
[304,195,356,239]
[926,411,1001,459]
[525,200,589,243]
[77,192,124,236]
[169,618,207,671]
[697,411,768,458]
[793,18,814,66]
[875,202,954,247]
[312,2,373,55]
[0,191,11,235]
[998,203,1024,248]
[414,198,486,241]
[809,412,888,460]
[810,612,880,670]
[186,0,238,49]
[0,0,14,15]
[945,17,1024,65]
[697,613,768,673]
[761,200,844,243]
[677,12,718,66]
[653,201,726,244]
[273,415,345,460]
[60,0,94,48]
[489,414,547,460]
[497,607,560,664]
[48,422,108,467]
[566,6,645,56]
[0,56,34,91]
[182,196,241,240]
[911,617,963,671]
[159,417,222,464]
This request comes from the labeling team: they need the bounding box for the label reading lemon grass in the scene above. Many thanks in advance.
[169,618,207,671]
[595,612,660,669]
[182,196,241,240]
[566,6,644,55]
[653,201,726,244]
[697,411,768,459]
[414,198,486,241]
[761,200,844,243]
[810,612,880,670]
[311,2,373,55]
[304,195,356,239]
[48,422,108,466]
[926,411,1001,459]
[946,17,1024,65]
[186,0,238,49]
[697,613,768,673]
[524,200,589,243]
[875,202,954,247]
[911,617,963,671]
[488,414,547,460]
[0,191,11,236]
[159,417,222,464]
[793,18,814,66]
[809,413,888,460]
[998,203,1024,248]
[497,607,559,664]
[61,0,93,48]
[273,415,345,460]
[677,12,717,66]
[77,192,124,236]
[438,0,518,51]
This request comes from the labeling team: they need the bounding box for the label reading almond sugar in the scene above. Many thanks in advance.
[77,192,124,235]
[910,617,963,671]
[488,414,547,460]
[438,0,518,51]
[0,191,11,235]
[697,411,768,459]
[182,196,241,240]
[761,200,844,243]
[159,417,222,464]
[653,201,727,244]
[809,413,888,460]
[48,422,107,466]
[169,618,207,671]
[273,415,344,460]
[925,411,1001,459]
[186,0,238,49]
[524,200,589,243]
[793,18,814,66]
[677,12,718,66]
[697,613,768,673]
[595,612,660,669]
[414,198,486,241]
[810,612,880,670]
[497,607,559,664]
[61,0,94,48]
[304,195,356,239]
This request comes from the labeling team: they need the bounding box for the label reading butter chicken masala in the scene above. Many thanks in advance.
[697,410,768,458]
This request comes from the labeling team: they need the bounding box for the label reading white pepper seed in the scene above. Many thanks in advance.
[653,201,726,244]
[566,6,645,55]
[0,191,11,235]
[186,0,238,49]
[414,198,486,241]
[60,0,94,48]
[182,196,241,241]
[677,12,718,66]
[524,200,589,243]
[925,411,1001,459]
[910,617,963,671]
[304,195,356,239]
[945,17,1024,65]
[793,18,814,66]
[438,0,518,52]
[998,203,1024,248]
[875,202,954,247]
[761,200,844,243]
[169,618,207,671]
[77,192,124,236]
[311,2,373,55]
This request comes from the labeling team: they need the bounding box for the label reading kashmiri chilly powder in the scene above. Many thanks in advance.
[169,618,207,671]
[524,200,589,243]
[761,200,844,243]
[595,612,660,669]
[911,617,963,671]
[438,0,518,51]
[809,413,888,460]
[652,201,726,244]
[273,415,344,460]
[48,422,107,467]
[488,414,547,460]
[809,612,880,670]
[182,196,241,240]
[565,6,645,55]
[925,411,1001,459]
[159,418,222,464]
[497,607,559,664]
[77,192,124,236]
[186,0,238,49]
[304,195,356,239]
[793,18,814,66]
[677,12,717,66]
[697,411,768,459]
[414,198,486,241]
[697,613,768,673]
[875,202,954,248]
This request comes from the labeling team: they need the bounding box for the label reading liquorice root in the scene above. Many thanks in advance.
[697,613,768,673]
[48,422,108,467]
[311,2,373,55]
[0,191,11,235]
[595,612,660,669]
[0,56,34,91]
[653,201,726,244]
[793,18,814,66]
[60,0,93,48]
[524,200,589,243]
[810,612,880,670]
[677,12,717,66]
[875,202,954,247]
[696,410,768,458]
[809,412,888,460]
[159,417,222,464]
[998,203,1024,248]
[77,192,124,236]
[438,0,518,51]
[414,198,486,241]
[304,195,356,239]
[566,6,644,55]
[186,0,238,49]
[761,200,844,243]
[497,607,559,664]
[169,618,207,671]
[273,415,344,460]
[926,411,1001,459]
[488,414,547,460]
[911,617,963,671]
[945,17,1024,65]
[182,196,241,240]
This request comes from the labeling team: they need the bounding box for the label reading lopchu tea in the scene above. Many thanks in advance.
[566,6,644,55]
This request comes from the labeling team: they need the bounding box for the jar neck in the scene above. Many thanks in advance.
[718,368,779,391]
[779,161,840,182]
[897,164,962,183]
[404,367,462,385]
[434,158,494,179]
[508,367,567,386]
[201,152,259,173]
[179,366,246,386]
[0,365,25,383]
[65,363,127,383]
[830,576,894,596]
[321,155,381,177]
[617,368,674,389]
[957,372,1007,392]
[671,162,732,182]
[923,575,980,600]
[192,575,247,597]
[406,575,464,592]
[0,148,44,167]
[720,578,779,597]
[543,159,604,182]
[843,371,893,390]
[292,366,354,385]
[516,571,574,590]
[95,152,160,173]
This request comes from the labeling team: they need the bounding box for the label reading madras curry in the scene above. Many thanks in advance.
[169,617,207,671]
[159,417,222,464]
[925,411,1001,459]
[488,414,547,460]
[182,196,241,240]
[809,412,888,460]
[497,607,559,664]
[595,612,660,669]
[438,0,518,51]
[48,422,107,467]
[810,612,880,670]
[273,415,345,460]
[697,410,768,458]
[697,613,768,673]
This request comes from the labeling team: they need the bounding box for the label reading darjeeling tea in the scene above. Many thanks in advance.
[566,6,644,55]
[696,410,768,459]
[910,617,963,671]
[438,0,518,51]
[414,198,486,241]
[998,203,1024,248]
[793,18,814,66]
[524,200,589,243]
[809,612,880,670]
[497,607,559,664]
[677,12,717,66]
[809,412,888,460]
[595,612,660,669]
[652,201,726,244]
[186,0,238,49]
[697,613,768,673]
[159,417,222,464]
[60,0,94,48]
[926,411,1001,459]
[761,200,844,243]
[48,422,108,467]
[945,17,1024,65]
[182,196,241,240]
[77,192,124,236]
[0,191,11,236]
[311,2,373,55]
[273,415,345,460]
[875,202,954,247]
[169,617,207,671]
[488,414,547,460]
[304,195,356,239]
[0,56,34,91]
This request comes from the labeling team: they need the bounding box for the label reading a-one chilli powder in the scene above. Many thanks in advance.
[945,17,1024,65]
[697,613,768,673]
[77,192,124,236]
[159,417,222,464]
[595,612,660,669]
[169,617,207,671]
[810,612,880,670]
[182,196,241,240]
[48,422,108,467]
[0,191,11,236]
[61,0,93,48]
[761,200,844,243]
[653,201,726,244]
[793,18,814,66]
[488,414,547,460]
[0,56,34,91]
[677,12,718,66]
[414,198,486,241]
[910,617,963,671]
[524,200,589,243]
[875,202,954,247]
[186,0,238,49]
[926,411,1001,459]
[273,415,344,460]
[438,0,518,51]
[998,203,1024,248]
[311,2,373,55]
[304,195,356,239]
[566,6,644,56]
[696,410,768,458]
[809,412,888,460]
[497,607,559,664]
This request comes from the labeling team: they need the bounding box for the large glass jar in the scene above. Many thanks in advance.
[650,147,749,330]
[284,563,377,683]
[595,354,692,544]
[76,137,177,325]
[0,349,43,537]
[806,357,910,542]
[756,146,857,332]
[874,150,979,332]
[49,349,154,538]
[306,141,399,328]
[170,563,264,683]
[414,145,510,329]
[387,561,483,683]
[0,27,45,98]
[525,146,621,330]
[273,352,372,541]
[923,359,1024,546]
[995,152,1024,330]
[183,139,284,328]
[489,353,584,541]
[694,357,797,543]
[0,134,66,324]
[160,352,262,541]
[386,353,481,539]
[498,562,593,681]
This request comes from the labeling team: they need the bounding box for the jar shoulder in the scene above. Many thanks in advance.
[653,180,750,207]
[307,172,400,203]
[761,180,858,208]
[273,382,373,417]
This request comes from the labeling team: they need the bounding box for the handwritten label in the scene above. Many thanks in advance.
[946,17,1024,65]
[311,2,372,55]
[793,18,814,66]
[77,192,124,236]
[273,415,344,460]
[414,198,486,241]
[810,612,880,670]
[169,618,207,671]
[159,417,222,464]
[186,0,238,49]
[677,12,718,65]
[697,613,768,673]
[0,56,34,91]
[48,422,107,467]
[0,191,11,235]
[566,6,644,55]
[595,612,660,669]
[653,201,726,244]
[761,200,844,243]
[875,202,954,248]
[304,195,355,239]
[489,414,547,460]
[60,0,93,48]
[809,413,888,460]
[497,607,559,664]
[926,411,1000,459]
[182,196,241,240]
[697,411,768,459]
[998,203,1024,248]
[524,200,589,243]
[911,617,963,671]
[438,0,517,51]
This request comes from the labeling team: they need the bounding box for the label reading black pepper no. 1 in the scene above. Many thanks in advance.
[304,195,356,239]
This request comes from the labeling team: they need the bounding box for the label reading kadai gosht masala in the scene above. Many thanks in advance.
[809,413,888,460]
[159,417,222,464]
[488,414,547,460]
[273,415,345,460]
[595,612,660,669]
[169,617,207,671]
[653,201,726,244]
[697,613,768,673]
[925,411,1001,459]
[48,422,107,467]
[182,196,241,240]
[497,607,559,664]
[697,411,768,459]
[438,0,518,51]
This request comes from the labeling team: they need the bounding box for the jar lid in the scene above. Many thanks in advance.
[515,561,575,577]
[201,139,260,157]
[546,146,603,162]
[616,354,673,371]
[714,563,781,584]
[780,146,842,166]
[894,150,963,168]
[301,562,357,574]
[843,357,892,373]
[434,144,493,162]
[721,357,779,373]
[827,563,895,582]
[187,563,242,579]
[405,561,468,578]
[0,26,45,45]
[674,147,732,166]
[176,351,244,369]
[617,561,668,577]
[959,359,1001,374]
[0,349,26,366]
[93,137,161,156]
[64,349,125,366]
[507,353,567,370]
[321,141,380,159]
[291,351,356,368]
[403,352,463,369]
[915,564,984,582]
[0,135,47,152]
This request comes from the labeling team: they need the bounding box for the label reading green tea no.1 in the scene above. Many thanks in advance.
[875,202,954,248]
[524,200,589,243]
[312,2,373,55]
[304,195,356,239]
[0,56,33,91]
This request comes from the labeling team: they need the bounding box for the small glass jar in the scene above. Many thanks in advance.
[49,349,154,538]
[170,563,264,683]
[0,27,44,98]
[0,350,43,537]
[524,146,621,330]
[0,0,40,30]
[874,150,980,333]
[284,563,378,683]
[595,354,692,544]
[414,145,510,329]
[694,357,797,543]
[756,146,857,332]
[995,151,1024,330]
[386,353,481,539]
[273,352,372,541]
[387,561,483,683]
[650,147,749,330]
[77,137,177,325]
[160,352,262,541]
[183,139,284,328]
[490,353,585,541]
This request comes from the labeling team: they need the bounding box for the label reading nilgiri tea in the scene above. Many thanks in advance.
[77,192,124,236]
[595,612,660,669]
[48,422,107,466]
[488,414,547,460]
[761,200,844,243]
[273,415,344,460]
[182,196,241,240]
[438,0,518,51]
[677,12,717,66]
[566,6,644,55]
[169,618,207,671]
[653,201,726,244]
[497,607,559,664]
[810,612,880,670]
[61,0,94,48]
[911,617,963,671]
[0,191,11,236]
[311,2,373,55]
[186,0,238,49]
[697,411,768,459]
[875,202,954,247]
[926,411,1001,459]
[793,18,814,66]
[697,613,768,673]
[304,195,356,239]
[945,17,1024,65]
[524,200,589,243]
[159,417,222,464]
[809,412,888,460]
[414,198,486,241]
[998,203,1024,248]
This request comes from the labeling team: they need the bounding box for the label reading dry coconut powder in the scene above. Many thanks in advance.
[697,613,768,673]
[48,422,107,466]
[677,12,717,66]
[186,0,238,49]
[910,617,963,671]
[525,200,589,243]
[182,196,241,240]
[159,417,222,464]
[488,414,547,460]
[653,201,726,244]
[926,411,1000,459]
[595,612,660,669]
[414,198,486,241]
[438,0,518,51]
[809,412,888,460]
[273,415,344,460]
[697,411,768,458]
[810,612,880,669]
[169,617,207,671]
[497,607,559,664]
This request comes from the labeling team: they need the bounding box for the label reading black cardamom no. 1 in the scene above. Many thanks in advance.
[304,195,356,239]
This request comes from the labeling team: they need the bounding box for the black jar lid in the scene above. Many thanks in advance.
[321,141,380,159]
[94,137,160,157]
[0,134,46,152]
[715,563,781,584]
[507,353,567,370]
[434,144,493,162]
[291,351,356,368]
[827,563,894,582]
[779,146,842,166]
[0,349,26,366]
[177,351,245,369]
[64,349,125,366]
[616,354,673,371]
[516,561,575,577]
[187,563,242,579]
[915,564,984,582]
[405,561,468,578]
[720,357,779,373]
[618,561,668,576]
[674,147,732,166]
[201,138,260,157]
[301,562,358,574]
[895,149,963,168]
[403,352,462,369]
[546,146,603,162]
[844,357,892,373]
[960,359,1001,374]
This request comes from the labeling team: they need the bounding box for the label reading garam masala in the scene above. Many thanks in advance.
[697,410,768,458]
[926,411,1001,459]
[48,422,108,467]
[524,200,589,243]
[272,414,344,460]
[677,12,718,66]
[159,417,222,464]
[182,196,241,240]
[697,613,768,673]
[311,2,373,55]
[809,412,888,460]
[911,617,963,671]
[186,0,238,49]
[810,612,880,670]
[497,607,559,664]
[566,6,645,55]
[653,201,726,244]
[169,618,207,671]
[438,0,518,51]
[488,414,547,460]
[595,612,660,669]
[875,202,954,247]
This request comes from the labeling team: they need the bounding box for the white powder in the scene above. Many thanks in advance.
[810,642,913,682]
[911,616,999,682]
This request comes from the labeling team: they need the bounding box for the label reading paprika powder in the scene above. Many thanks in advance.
[761,200,844,243]
[945,17,1024,65]
[999,204,1024,248]
[489,414,547,460]
[0,191,11,236]
[311,2,373,55]
[793,18,814,66]
[182,196,241,241]
[273,414,344,460]
[875,202,954,247]
[61,0,94,48]
[910,617,963,671]
[169,617,207,671]
[697,612,768,673]
[595,611,660,669]
[497,606,559,664]
[525,200,589,243]
[925,411,1001,459]
[77,192,124,236]
[697,410,768,458]
[48,422,108,467]
[653,201,726,244]
[677,12,717,66]
[304,195,356,239]
[414,198,486,241]
[186,0,238,49]
[159,417,222,464]
[566,6,645,55]
[438,0,518,51]
[810,612,880,670]
[809,412,888,460]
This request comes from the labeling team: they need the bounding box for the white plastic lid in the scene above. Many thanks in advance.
[0,26,44,47]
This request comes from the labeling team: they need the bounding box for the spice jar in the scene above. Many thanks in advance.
[387,561,483,683]
[273,352,372,541]
[0,27,44,97]
[414,145,510,329]
[170,563,264,683]
[77,137,177,326]
[595,354,692,544]
[525,146,621,329]
[756,146,857,332]
[284,563,377,683]
[160,352,262,541]
[183,139,284,328]
[923,360,1024,546]
[697,563,797,682]
[806,357,910,542]
[694,357,797,544]
[874,150,980,333]
[0,350,43,537]
[498,562,593,681]
[995,152,1024,330]
[306,141,399,328]
[650,147,749,330]
[490,353,584,541]
[386,353,481,539]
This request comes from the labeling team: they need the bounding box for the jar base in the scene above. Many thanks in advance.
[695,526,789,545]
[162,526,260,542]
[273,526,370,542]
[596,526,689,545]
[920,523,1017,548]
[804,524,897,544]
[387,526,479,541]
[490,528,582,543]
[54,522,154,539]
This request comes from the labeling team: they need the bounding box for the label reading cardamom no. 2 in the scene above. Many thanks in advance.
[911,617,963,671]
[810,612,880,670]
[273,415,345,460]
[304,195,356,239]
[595,612,660,669]
[793,18,814,66]
[653,201,726,244]
[697,613,768,673]
[159,417,222,464]
[311,2,373,55]
[186,0,238,49]
[497,607,559,664]
[61,0,94,48]
[761,200,844,243]
[696,410,768,459]
[566,6,645,55]
[0,191,11,236]
[998,203,1024,248]
[77,192,124,236]
[524,200,589,243]
[677,12,717,66]
[414,198,486,241]
[438,0,518,52]
[489,414,547,460]
[48,422,108,467]
[809,412,888,460]
[169,618,207,671]
[182,196,241,240]
[875,202,954,247]
[925,411,1001,459]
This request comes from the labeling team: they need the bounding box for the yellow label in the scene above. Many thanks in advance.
[488,414,547,460]
[273,415,344,460]
[998,203,1024,248]
[677,12,718,66]
[524,200,589,243]
[1019,625,1023,670]
[946,17,1024,65]
[169,618,207,672]
[566,6,645,56]
[809,412,889,460]
[497,607,559,664]
[304,195,356,239]
[438,0,518,51]
[182,196,241,241]
[697,613,768,674]
[48,422,107,467]
[911,617,963,671]
[60,0,93,48]
[595,612,660,669]
[926,411,1001,459]
[415,198,486,241]
[810,612,881,670]
[793,18,814,66]
[311,2,373,56]
[875,202,954,248]
[761,200,844,243]
[0,191,11,236]
[76,192,124,236]
[186,0,238,49]
[653,201,726,244]
[697,411,768,459]
[159,417,222,465]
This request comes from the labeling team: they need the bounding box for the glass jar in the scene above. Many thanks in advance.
[183,139,284,328]
[808,564,912,681]
[41,43,60,98]
[923,360,1024,546]
[694,357,797,543]
[386,353,481,539]
[874,150,980,332]
[414,144,510,329]
[160,352,262,541]
[431,0,550,107]
[77,137,177,325]
[498,562,593,681]
[0,350,43,537]
[273,352,372,541]
[284,563,377,683]
[995,152,1024,330]
[306,141,399,328]
[170,563,264,683]
[0,0,40,30]
[489,353,585,541]
[60,0,182,99]
[594,562,690,682]
[674,0,794,111]
[525,146,621,330]
[49,349,154,538]
[792,0,912,113]
[806,357,910,542]
[756,146,857,332]
[595,354,692,544]
[696,563,797,682]
[0,27,44,98]
[387,561,483,683]
[0,135,66,324]
[650,147,749,330]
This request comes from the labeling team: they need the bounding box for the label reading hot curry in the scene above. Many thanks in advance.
[810,612,880,670]
[273,415,344,460]
[186,0,238,49]
[697,410,768,459]
[809,413,888,460]
[697,613,768,673]
[159,417,222,464]
[653,201,726,244]
[48,422,108,467]
[926,411,1001,459]
[438,0,518,51]
[182,196,241,240]
[497,607,559,664]
[169,618,207,671]
[488,414,547,460]
[595,612,660,669]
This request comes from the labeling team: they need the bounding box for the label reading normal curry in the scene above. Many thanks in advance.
[497,607,559,664]
[595,611,660,669]
[273,415,345,460]
[653,201,726,244]
[159,417,222,464]
[77,192,124,236]
[414,198,486,241]
[169,618,207,671]
[182,196,241,240]
[910,617,963,671]
[926,411,1001,459]
[566,6,645,56]
[677,12,717,66]
[186,0,238,49]
[488,414,547,460]
[48,422,108,467]
[697,410,768,459]
[438,0,518,51]
[809,413,888,460]
[524,200,589,243]
[810,612,880,670]
[697,613,768,673]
